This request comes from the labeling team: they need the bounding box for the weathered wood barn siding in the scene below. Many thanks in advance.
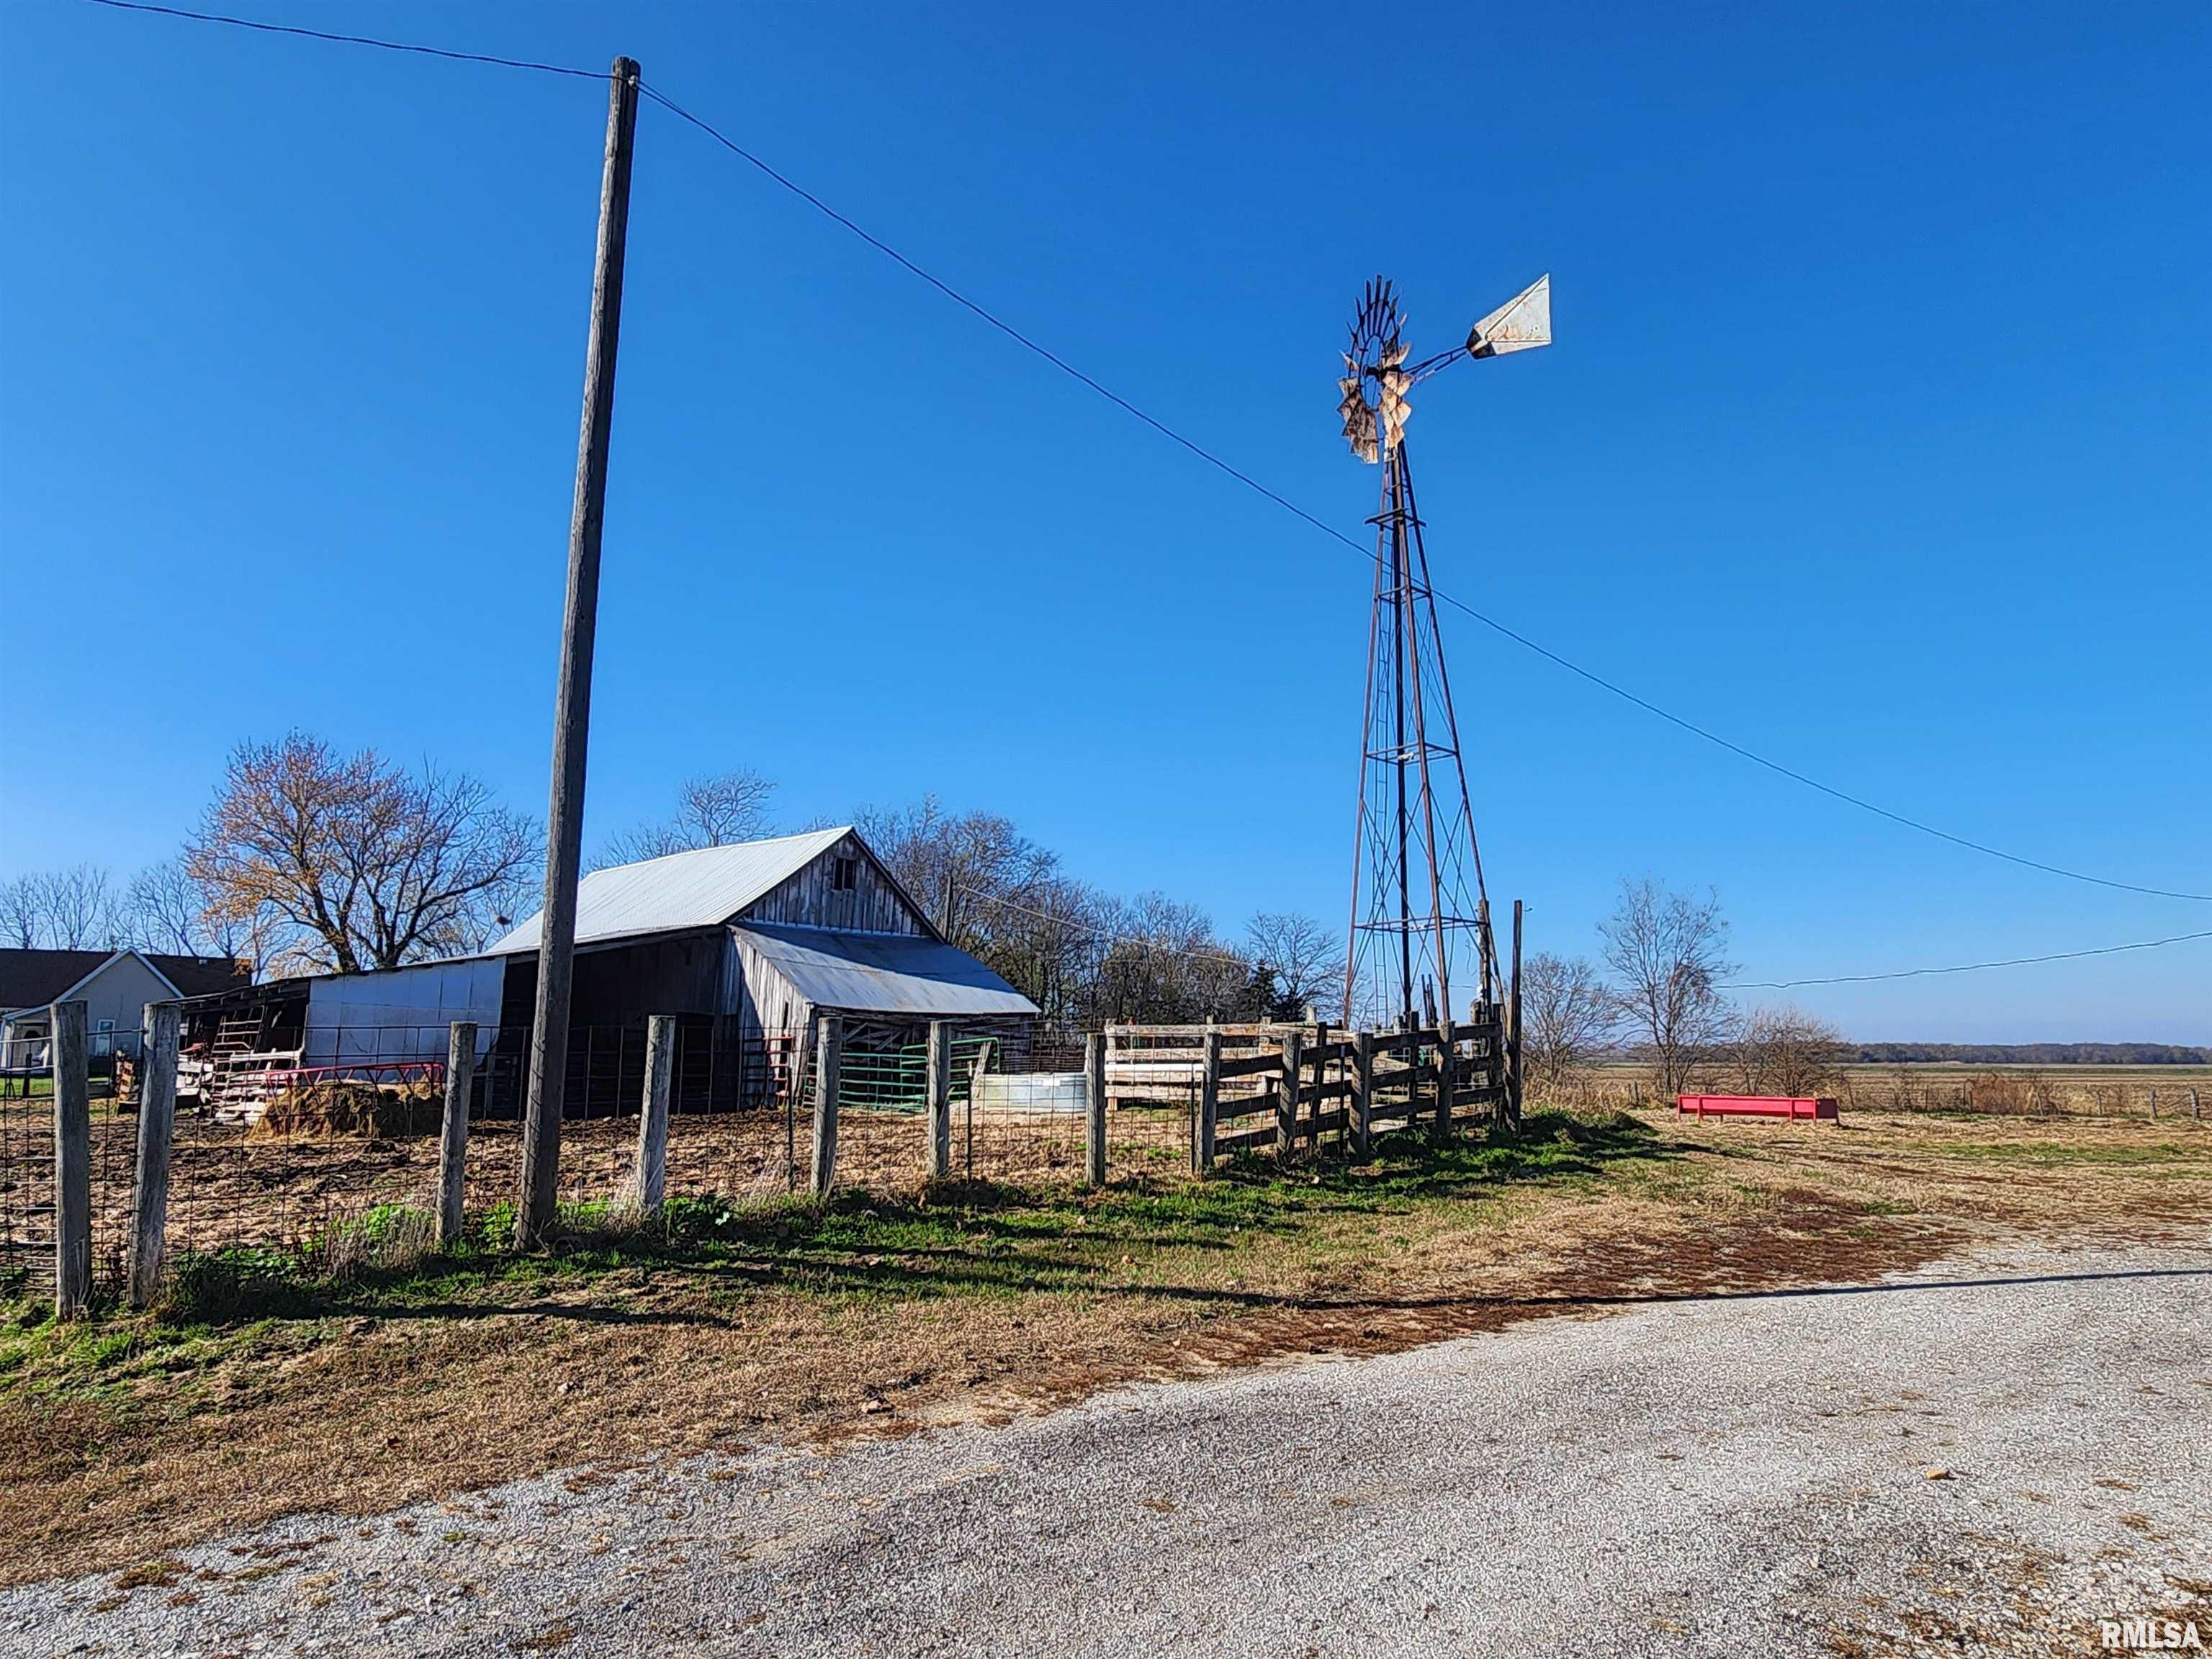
[740,835,927,935]
[724,930,814,1040]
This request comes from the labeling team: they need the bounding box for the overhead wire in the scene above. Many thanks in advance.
[74,0,606,77]
[635,85,2212,907]
[1721,929,2212,989]
[64,0,2212,941]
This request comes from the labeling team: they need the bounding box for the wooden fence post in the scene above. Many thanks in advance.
[1311,1020,1332,1148]
[435,1021,477,1248]
[1436,1012,1457,1138]
[1196,1020,1220,1172]
[1344,1039,1362,1159]
[634,1015,673,1213]
[1509,898,1525,1125]
[1277,1027,1304,1159]
[2148,1087,2157,1121]
[925,1020,952,1179]
[1084,1031,1107,1186]
[52,1001,90,1319]
[128,1002,181,1310]
[810,1015,842,1197]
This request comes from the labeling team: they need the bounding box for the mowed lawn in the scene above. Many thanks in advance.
[2,1105,2208,1583]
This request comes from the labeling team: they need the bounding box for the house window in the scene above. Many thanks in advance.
[832,856,858,893]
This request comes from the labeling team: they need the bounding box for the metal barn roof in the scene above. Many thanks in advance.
[491,827,852,955]
[729,922,1038,1019]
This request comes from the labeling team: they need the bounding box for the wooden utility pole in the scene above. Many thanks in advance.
[520,55,643,1245]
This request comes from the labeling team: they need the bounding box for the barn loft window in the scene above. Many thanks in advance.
[832,855,858,893]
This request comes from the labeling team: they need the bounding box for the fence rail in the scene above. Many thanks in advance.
[1106,1012,1521,1169]
[5,998,1545,1310]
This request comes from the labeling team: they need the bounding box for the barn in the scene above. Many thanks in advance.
[175,826,1038,1113]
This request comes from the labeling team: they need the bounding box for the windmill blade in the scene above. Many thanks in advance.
[1465,273,1552,357]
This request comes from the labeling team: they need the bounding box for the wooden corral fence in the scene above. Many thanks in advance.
[1107,1010,1521,1169]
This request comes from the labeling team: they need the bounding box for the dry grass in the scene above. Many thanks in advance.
[0,1107,2205,1586]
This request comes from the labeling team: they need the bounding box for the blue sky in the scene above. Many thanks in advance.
[1,1,2206,1041]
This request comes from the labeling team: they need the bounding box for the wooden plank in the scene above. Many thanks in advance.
[434,1021,477,1249]
[1214,1124,1278,1157]
[1214,1051,1287,1083]
[52,1001,89,1319]
[129,1002,181,1310]
[1214,1094,1282,1123]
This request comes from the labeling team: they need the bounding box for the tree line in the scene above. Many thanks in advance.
[0,733,1344,1026]
[1521,877,1851,1100]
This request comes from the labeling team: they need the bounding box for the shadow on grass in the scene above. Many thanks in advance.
[53,1110,1682,1335]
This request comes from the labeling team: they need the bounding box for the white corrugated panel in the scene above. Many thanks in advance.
[728,922,1038,1019]
[300,958,505,1066]
[493,828,851,954]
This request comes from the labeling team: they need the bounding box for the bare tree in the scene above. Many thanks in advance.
[185,732,539,974]
[1521,951,1615,1097]
[1087,891,1253,1025]
[125,859,216,955]
[123,858,278,974]
[37,865,118,950]
[855,795,1058,940]
[0,876,42,949]
[593,769,778,868]
[1598,878,1735,1100]
[1243,912,1344,1019]
[1729,1005,1845,1098]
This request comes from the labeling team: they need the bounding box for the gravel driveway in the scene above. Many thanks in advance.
[15,1237,2210,1658]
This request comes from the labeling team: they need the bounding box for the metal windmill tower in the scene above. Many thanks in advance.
[1338,274,1552,1030]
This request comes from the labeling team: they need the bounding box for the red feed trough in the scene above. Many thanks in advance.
[1677,1094,1839,1123]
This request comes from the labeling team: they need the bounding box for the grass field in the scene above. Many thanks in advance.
[1557,1061,2209,1118]
[1,1102,2207,1586]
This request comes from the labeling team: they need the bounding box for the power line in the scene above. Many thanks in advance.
[637,93,2212,907]
[63,0,2212,908]
[1721,929,2212,989]
[73,0,604,78]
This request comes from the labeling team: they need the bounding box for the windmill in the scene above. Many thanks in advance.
[1338,274,1552,1030]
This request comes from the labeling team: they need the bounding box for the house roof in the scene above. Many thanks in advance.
[145,953,254,999]
[490,827,856,955]
[0,950,109,1011]
[728,922,1038,1019]
[0,948,246,1011]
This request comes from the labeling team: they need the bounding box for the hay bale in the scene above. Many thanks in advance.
[249,1078,440,1141]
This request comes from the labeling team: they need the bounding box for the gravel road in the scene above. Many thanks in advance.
[15,1237,2211,1658]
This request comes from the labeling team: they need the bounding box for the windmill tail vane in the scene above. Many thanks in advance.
[1337,274,1552,1032]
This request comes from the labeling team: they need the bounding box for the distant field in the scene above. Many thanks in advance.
[1560,1061,2208,1117]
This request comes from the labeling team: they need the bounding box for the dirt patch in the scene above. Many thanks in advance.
[1,1109,2205,1583]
